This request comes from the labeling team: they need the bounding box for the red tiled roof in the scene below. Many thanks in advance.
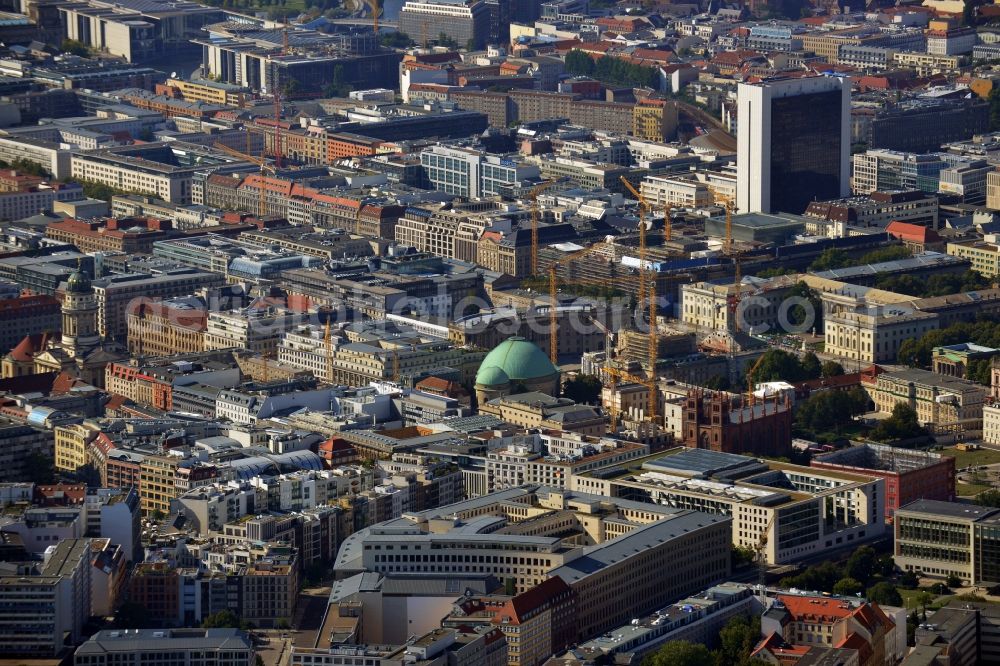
[793,372,862,393]
[886,220,942,244]
[105,394,130,412]
[713,49,763,66]
[52,371,86,395]
[777,594,855,623]
[34,483,87,505]
[631,48,673,63]
[0,371,58,395]
[8,333,44,362]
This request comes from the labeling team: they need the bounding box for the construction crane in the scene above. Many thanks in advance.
[356,0,380,34]
[604,365,658,428]
[619,176,658,380]
[705,185,736,252]
[745,352,767,403]
[273,89,283,169]
[547,242,621,364]
[213,141,276,218]
[754,512,777,601]
[529,180,556,276]
[706,186,746,332]
[324,316,335,385]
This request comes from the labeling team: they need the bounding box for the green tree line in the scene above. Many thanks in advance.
[809,245,912,272]
[565,49,660,89]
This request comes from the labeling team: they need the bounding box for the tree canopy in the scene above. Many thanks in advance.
[644,615,766,666]
[876,271,991,299]
[898,316,1000,371]
[202,610,241,629]
[565,49,660,88]
[833,576,865,596]
[643,641,715,666]
[821,360,845,378]
[867,581,903,607]
[809,245,911,272]
[563,374,602,405]
[748,349,821,386]
[870,404,926,442]
[794,387,868,436]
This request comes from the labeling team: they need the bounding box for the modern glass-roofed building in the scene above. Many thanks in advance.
[571,447,886,565]
[332,485,732,640]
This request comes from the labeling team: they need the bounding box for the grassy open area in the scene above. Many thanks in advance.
[941,445,1000,469]
[899,588,957,611]
[804,421,870,446]
[956,482,991,497]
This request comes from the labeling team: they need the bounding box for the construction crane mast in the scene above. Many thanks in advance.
[364,0,380,34]
[213,141,275,218]
[755,513,777,601]
[604,365,658,427]
[324,316,335,385]
[546,242,619,364]
[529,180,555,276]
[619,176,658,391]
[707,187,744,332]
[273,91,283,169]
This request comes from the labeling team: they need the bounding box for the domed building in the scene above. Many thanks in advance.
[474,337,560,404]
[27,267,124,388]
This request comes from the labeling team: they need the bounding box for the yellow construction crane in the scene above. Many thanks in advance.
[705,185,736,252]
[746,352,766,402]
[213,141,276,218]
[363,0,380,34]
[619,176,658,379]
[706,186,745,332]
[754,512,777,597]
[604,365,658,428]
[529,180,556,276]
[324,316,335,385]
[546,242,623,364]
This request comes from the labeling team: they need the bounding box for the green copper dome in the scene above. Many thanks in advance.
[475,337,559,387]
[475,365,510,387]
[66,269,91,294]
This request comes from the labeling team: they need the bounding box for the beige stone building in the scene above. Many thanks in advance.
[641,174,713,209]
[891,51,962,75]
[204,307,300,357]
[394,208,463,260]
[987,170,1000,211]
[947,240,1000,277]
[868,368,985,426]
[279,328,484,387]
[139,454,181,516]
[126,300,206,356]
[54,423,99,475]
[479,392,605,436]
[632,98,678,142]
[824,307,938,365]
